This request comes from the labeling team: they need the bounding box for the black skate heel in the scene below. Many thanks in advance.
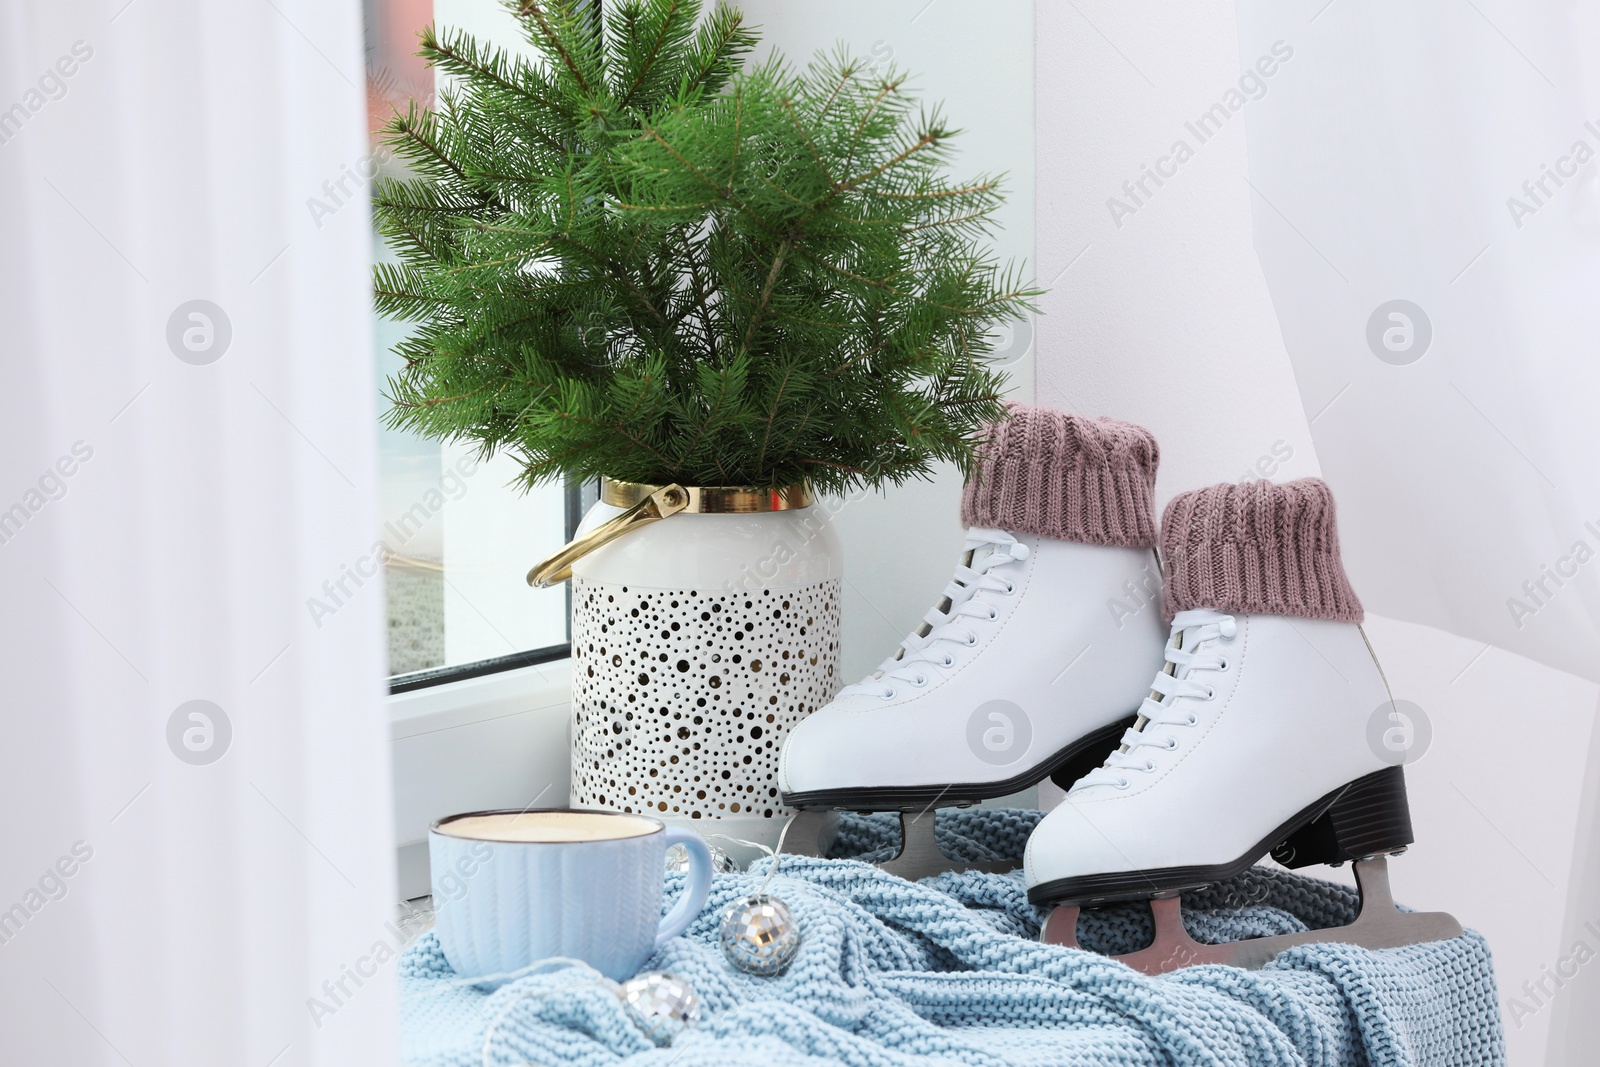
[1039,766,1462,974]
[1270,766,1414,869]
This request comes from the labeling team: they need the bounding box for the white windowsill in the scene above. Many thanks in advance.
[389,658,573,898]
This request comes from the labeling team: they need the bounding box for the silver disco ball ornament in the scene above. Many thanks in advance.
[666,842,738,875]
[618,971,700,1046]
[718,893,800,976]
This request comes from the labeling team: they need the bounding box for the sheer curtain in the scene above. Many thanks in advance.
[1037,1,1600,1062]
[0,2,396,1064]
[1236,5,1600,1064]
[1237,0,1600,686]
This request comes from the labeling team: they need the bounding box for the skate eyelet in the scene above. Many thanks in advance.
[1003,580,1016,595]
[1115,777,1130,789]
[941,655,955,668]
[1165,736,1178,750]
[1217,658,1229,671]
[1143,760,1156,772]
[882,688,898,700]
[1204,686,1216,700]
[912,674,928,687]
[986,608,998,621]
[1186,713,1198,725]
[965,634,978,646]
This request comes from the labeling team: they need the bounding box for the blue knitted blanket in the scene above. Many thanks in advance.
[399,809,1505,1066]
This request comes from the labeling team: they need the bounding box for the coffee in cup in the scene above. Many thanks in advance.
[429,808,713,982]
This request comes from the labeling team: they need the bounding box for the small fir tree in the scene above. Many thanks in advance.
[373,0,1034,495]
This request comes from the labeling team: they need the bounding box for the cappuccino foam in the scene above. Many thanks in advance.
[437,811,659,843]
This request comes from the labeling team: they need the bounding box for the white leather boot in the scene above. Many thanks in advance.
[1025,607,1398,902]
[778,406,1169,874]
[1028,479,1459,972]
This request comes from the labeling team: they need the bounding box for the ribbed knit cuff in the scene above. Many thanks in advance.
[1160,477,1363,623]
[960,403,1160,548]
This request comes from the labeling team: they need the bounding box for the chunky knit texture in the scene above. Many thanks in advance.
[961,404,1160,548]
[400,809,1504,1067]
[1161,477,1364,623]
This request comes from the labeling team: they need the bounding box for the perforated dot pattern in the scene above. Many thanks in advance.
[570,578,841,821]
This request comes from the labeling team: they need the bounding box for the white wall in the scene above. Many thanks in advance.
[1035,3,1317,500]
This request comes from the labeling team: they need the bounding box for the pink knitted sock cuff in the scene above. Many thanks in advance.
[960,403,1160,548]
[1160,477,1363,623]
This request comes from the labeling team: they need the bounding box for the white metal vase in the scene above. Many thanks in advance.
[530,480,843,852]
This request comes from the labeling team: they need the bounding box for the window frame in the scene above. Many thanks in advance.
[385,477,597,694]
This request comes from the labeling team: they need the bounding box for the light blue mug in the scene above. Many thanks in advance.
[429,808,714,982]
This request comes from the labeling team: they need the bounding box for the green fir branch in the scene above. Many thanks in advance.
[371,1,1034,496]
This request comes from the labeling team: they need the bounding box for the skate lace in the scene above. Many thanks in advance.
[1072,608,1237,793]
[837,528,1030,701]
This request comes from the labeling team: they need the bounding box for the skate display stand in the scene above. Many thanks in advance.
[1040,853,1464,974]
[781,809,1015,880]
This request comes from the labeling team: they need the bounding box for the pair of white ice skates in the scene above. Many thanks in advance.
[776,407,1460,973]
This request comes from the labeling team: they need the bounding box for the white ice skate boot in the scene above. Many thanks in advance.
[1028,478,1460,972]
[779,406,1169,877]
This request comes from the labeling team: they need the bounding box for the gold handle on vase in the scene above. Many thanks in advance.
[525,483,690,588]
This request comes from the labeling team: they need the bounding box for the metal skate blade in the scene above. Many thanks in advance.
[1040,856,1463,974]
[778,810,839,858]
[878,811,1015,880]
[778,810,1015,878]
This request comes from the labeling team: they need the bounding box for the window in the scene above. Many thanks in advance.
[366,0,588,693]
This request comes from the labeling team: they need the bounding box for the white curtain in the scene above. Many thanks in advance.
[0,2,396,1064]
[1236,5,1600,1065]
[1237,0,1600,686]
[1036,2,1600,1063]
